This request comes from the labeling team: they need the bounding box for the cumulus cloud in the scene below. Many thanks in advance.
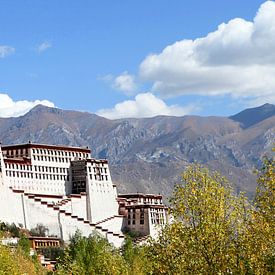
[36,41,52,53]
[0,93,55,118]
[139,1,275,103]
[112,72,137,95]
[0,45,15,58]
[96,92,196,119]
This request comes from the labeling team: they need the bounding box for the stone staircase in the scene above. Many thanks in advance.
[10,188,125,247]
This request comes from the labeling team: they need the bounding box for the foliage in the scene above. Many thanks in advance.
[244,153,275,273]
[0,243,46,275]
[30,223,49,237]
[18,235,31,257]
[255,153,275,221]
[122,227,143,238]
[0,222,21,237]
[0,222,46,274]
[56,230,127,275]
[146,163,275,274]
[39,246,64,261]
[122,236,152,275]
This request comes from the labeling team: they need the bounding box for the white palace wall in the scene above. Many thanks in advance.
[0,185,124,247]
[0,186,25,226]
[86,161,119,223]
[0,144,125,247]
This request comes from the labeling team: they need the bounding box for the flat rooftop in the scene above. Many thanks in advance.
[1,142,91,153]
[118,193,162,199]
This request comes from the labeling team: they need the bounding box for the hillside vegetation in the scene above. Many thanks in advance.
[0,231,46,275]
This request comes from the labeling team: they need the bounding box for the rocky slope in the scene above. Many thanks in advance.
[0,103,274,199]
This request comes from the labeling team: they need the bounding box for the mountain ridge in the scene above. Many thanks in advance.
[0,103,274,199]
[230,103,275,128]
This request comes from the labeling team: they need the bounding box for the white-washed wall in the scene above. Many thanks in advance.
[0,147,6,187]
[106,233,124,247]
[0,186,25,226]
[96,216,124,234]
[70,195,87,220]
[58,199,72,213]
[86,163,119,223]
[0,185,124,247]
[24,197,60,237]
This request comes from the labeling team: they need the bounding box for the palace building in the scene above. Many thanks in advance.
[0,142,168,247]
[118,193,168,239]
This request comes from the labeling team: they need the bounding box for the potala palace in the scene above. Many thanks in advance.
[0,142,168,247]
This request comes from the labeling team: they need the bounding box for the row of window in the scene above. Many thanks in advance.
[5,163,108,174]
[32,148,89,158]
[5,164,68,174]
[4,149,29,157]
[6,171,69,181]
[138,198,162,205]
[150,208,164,213]
[89,174,108,181]
[88,167,108,174]
[33,155,73,162]
[150,211,165,225]
[128,208,145,225]
[33,241,60,248]
[11,184,63,192]
[4,149,89,162]
[92,189,111,193]
[6,171,108,182]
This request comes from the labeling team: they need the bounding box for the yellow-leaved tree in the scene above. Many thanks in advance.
[245,149,275,273]
[146,165,252,274]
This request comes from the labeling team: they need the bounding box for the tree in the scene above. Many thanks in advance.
[255,152,275,222]
[245,152,275,273]
[0,223,46,274]
[18,235,31,257]
[56,231,127,275]
[30,224,49,237]
[146,165,251,274]
[5,223,20,237]
[122,236,151,275]
[0,243,46,275]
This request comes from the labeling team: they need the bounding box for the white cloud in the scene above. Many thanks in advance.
[112,72,137,95]
[96,92,196,119]
[36,41,52,53]
[0,45,15,58]
[139,1,275,103]
[0,93,55,118]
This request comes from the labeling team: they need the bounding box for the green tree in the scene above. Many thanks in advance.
[5,223,20,237]
[18,235,31,257]
[56,231,127,275]
[0,243,46,275]
[122,236,151,275]
[30,223,49,237]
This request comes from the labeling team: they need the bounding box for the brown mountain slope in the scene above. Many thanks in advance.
[0,104,274,199]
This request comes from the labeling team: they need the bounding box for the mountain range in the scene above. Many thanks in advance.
[0,103,274,199]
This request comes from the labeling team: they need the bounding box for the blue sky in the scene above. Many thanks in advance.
[0,0,274,118]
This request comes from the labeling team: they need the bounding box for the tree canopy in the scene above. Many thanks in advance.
[146,158,275,274]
